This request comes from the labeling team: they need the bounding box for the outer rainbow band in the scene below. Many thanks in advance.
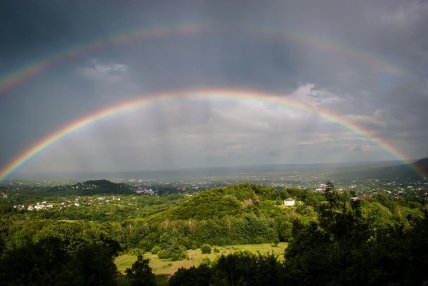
[0,24,402,95]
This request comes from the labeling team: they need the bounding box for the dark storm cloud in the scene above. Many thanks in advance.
[0,0,427,175]
[125,30,298,92]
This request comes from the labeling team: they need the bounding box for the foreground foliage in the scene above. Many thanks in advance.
[169,252,285,286]
[0,237,120,286]
[168,186,428,285]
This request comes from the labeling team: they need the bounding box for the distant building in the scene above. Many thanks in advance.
[134,186,155,195]
[34,205,45,211]
[284,198,295,206]
[315,184,327,193]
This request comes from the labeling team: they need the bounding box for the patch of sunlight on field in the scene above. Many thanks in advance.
[115,242,287,276]
[115,255,137,273]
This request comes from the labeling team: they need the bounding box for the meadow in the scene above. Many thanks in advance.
[115,242,287,275]
[115,243,287,285]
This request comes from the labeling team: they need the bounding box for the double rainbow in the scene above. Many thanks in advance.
[0,23,417,181]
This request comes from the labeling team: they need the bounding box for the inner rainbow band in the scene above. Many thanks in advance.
[0,88,424,182]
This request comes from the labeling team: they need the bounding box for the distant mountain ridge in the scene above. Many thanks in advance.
[413,157,428,178]
[326,157,428,180]
[71,179,133,195]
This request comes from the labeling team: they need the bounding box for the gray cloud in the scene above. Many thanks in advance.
[0,0,427,176]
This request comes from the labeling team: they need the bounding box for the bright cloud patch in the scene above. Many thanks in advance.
[80,61,129,83]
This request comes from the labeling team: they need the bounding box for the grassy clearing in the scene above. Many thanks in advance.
[115,242,287,276]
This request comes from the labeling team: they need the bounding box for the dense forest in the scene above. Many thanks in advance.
[0,182,427,285]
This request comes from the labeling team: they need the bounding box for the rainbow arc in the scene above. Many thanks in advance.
[0,89,424,182]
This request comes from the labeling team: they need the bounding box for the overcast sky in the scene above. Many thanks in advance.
[0,0,427,176]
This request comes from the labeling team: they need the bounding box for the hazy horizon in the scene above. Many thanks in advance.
[7,158,419,183]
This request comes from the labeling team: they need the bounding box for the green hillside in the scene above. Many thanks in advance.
[133,184,319,255]
[169,184,276,220]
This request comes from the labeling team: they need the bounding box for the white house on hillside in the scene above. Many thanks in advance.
[284,198,295,206]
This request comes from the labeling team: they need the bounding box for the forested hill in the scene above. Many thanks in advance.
[142,184,317,246]
[71,179,133,195]
[168,184,278,220]
[0,179,134,201]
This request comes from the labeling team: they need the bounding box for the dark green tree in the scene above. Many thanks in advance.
[125,254,156,286]
[69,243,118,286]
[169,264,213,286]
[169,252,285,286]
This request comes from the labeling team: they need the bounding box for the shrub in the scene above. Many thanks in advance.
[128,248,143,255]
[201,244,212,254]
[151,245,160,254]
[171,251,187,261]
[201,257,211,266]
[157,245,187,260]
[157,249,170,259]
[272,238,280,247]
